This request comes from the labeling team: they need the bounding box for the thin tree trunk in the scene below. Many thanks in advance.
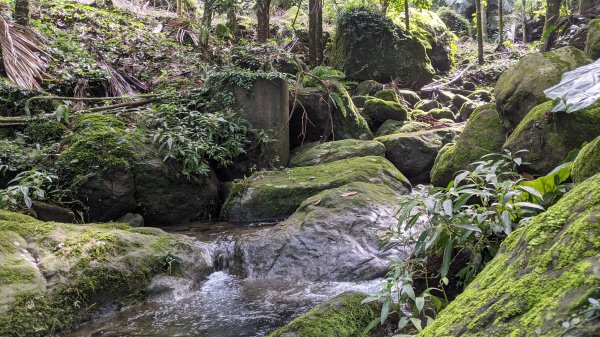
[227,5,238,36]
[476,0,484,64]
[481,1,487,41]
[498,0,504,46]
[176,0,183,16]
[308,0,323,67]
[381,0,389,14]
[200,0,214,46]
[256,0,271,43]
[14,0,30,26]
[404,0,409,30]
[521,0,528,43]
[540,0,562,52]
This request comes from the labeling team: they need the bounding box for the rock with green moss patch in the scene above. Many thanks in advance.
[330,7,434,89]
[289,139,386,167]
[268,292,380,337]
[377,127,462,183]
[354,80,383,96]
[375,120,430,137]
[0,210,211,337]
[290,88,373,148]
[222,156,410,222]
[585,19,600,60]
[572,135,600,184]
[419,173,600,337]
[362,98,409,129]
[503,101,600,175]
[415,99,443,112]
[374,88,399,102]
[233,182,408,280]
[23,121,67,144]
[427,108,455,120]
[398,89,421,107]
[437,7,471,37]
[430,104,507,187]
[495,47,592,129]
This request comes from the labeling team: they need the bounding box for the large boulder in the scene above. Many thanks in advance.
[503,101,600,175]
[133,158,221,226]
[362,98,410,129]
[267,292,380,337]
[419,173,600,337]
[377,127,462,183]
[430,104,507,187]
[405,9,458,72]
[585,18,600,60]
[495,47,592,129]
[375,120,430,137]
[572,135,600,184]
[290,88,373,148]
[232,182,408,280]
[221,156,410,222]
[0,210,211,337]
[289,139,386,167]
[330,7,434,89]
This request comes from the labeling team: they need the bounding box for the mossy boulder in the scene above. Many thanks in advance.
[0,210,210,337]
[495,46,592,130]
[428,108,456,120]
[415,99,443,112]
[290,88,373,148]
[503,101,600,175]
[222,156,411,222]
[290,139,386,167]
[362,98,409,129]
[375,120,430,137]
[419,173,600,337]
[374,88,399,102]
[398,89,421,107]
[430,104,507,187]
[404,9,458,72]
[437,7,471,37]
[584,18,600,60]
[354,80,384,96]
[268,292,380,337]
[330,7,434,89]
[377,127,462,183]
[572,135,600,184]
[233,182,407,280]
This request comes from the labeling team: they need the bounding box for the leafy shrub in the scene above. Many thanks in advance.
[436,7,472,37]
[0,169,60,210]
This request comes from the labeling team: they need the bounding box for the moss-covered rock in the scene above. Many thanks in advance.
[428,108,456,120]
[268,292,380,337]
[495,46,592,130]
[503,101,600,175]
[354,80,384,96]
[436,7,471,37]
[375,120,430,137]
[222,156,411,222]
[362,98,409,129]
[403,9,458,72]
[377,127,462,183]
[290,139,386,167]
[572,135,600,184]
[430,104,507,187]
[0,210,210,337]
[398,89,421,107]
[415,99,443,112]
[234,182,408,280]
[330,7,434,89]
[290,87,373,148]
[585,18,600,60]
[419,173,600,337]
[374,88,399,102]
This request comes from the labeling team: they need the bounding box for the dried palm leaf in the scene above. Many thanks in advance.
[0,16,48,90]
[98,57,146,97]
[73,78,89,109]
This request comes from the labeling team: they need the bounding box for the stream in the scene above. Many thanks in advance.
[64,222,384,337]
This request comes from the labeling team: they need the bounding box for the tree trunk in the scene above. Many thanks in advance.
[521,0,528,43]
[540,0,562,52]
[498,0,504,46]
[200,0,214,46]
[176,0,183,16]
[404,0,409,30]
[227,5,238,36]
[14,0,30,26]
[381,0,389,14]
[308,0,323,67]
[481,1,487,41]
[476,0,484,64]
[256,0,271,43]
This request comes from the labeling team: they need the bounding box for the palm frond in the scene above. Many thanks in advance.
[0,16,48,90]
[98,57,146,97]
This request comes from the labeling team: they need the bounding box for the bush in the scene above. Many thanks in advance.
[437,7,472,37]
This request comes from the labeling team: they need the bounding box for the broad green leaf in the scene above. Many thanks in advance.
[441,238,452,277]
[451,223,482,233]
[403,283,416,301]
[381,299,391,324]
[415,297,425,313]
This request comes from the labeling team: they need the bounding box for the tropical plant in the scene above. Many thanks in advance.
[0,169,59,210]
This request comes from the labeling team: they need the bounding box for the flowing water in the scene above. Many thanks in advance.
[64,222,384,337]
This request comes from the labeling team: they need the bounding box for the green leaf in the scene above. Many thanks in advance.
[441,238,452,277]
[450,223,482,233]
[415,297,425,313]
[403,283,416,301]
[442,199,453,215]
[410,317,423,331]
[381,299,391,324]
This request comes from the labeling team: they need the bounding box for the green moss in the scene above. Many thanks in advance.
[428,108,455,120]
[23,120,67,144]
[375,120,429,137]
[586,18,600,60]
[374,89,399,102]
[419,173,600,337]
[363,98,409,125]
[572,135,600,184]
[503,101,600,174]
[56,113,141,180]
[222,156,411,221]
[290,139,386,167]
[430,104,506,187]
[267,293,380,337]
